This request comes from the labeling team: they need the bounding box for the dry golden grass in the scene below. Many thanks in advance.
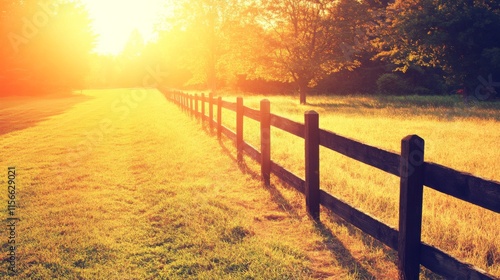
[0,89,413,279]
[2,89,498,279]
[212,93,500,278]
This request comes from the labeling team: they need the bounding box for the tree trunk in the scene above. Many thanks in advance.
[298,77,308,105]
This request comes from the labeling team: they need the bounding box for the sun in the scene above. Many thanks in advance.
[81,0,172,55]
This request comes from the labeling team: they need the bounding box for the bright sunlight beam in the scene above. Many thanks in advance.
[82,0,171,55]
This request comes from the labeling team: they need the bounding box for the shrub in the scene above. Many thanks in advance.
[376,73,410,95]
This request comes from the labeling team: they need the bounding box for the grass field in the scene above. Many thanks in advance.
[1,88,406,279]
[1,89,498,279]
[207,92,500,278]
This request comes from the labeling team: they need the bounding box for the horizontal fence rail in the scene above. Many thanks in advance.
[319,129,401,176]
[161,89,499,280]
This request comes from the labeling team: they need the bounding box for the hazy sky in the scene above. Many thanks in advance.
[82,0,170,55]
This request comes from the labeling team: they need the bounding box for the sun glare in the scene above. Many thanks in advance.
[82,0,171,55]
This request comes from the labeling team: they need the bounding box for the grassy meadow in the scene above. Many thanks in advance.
[207,92,500,278]
[1,88,406,279]
[0,89,498,279]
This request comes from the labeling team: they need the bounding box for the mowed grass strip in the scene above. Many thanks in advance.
[0,89,401,279]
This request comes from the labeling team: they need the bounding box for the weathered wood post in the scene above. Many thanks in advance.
[260,99,271,185]
[182,93,185,110]
[201,93,205,123]
[236,97,244,162]
[189,94,193,117]
[398,135,425,280]
[217,97,222,140]
[194,94,199,119]
[183,93,187,111]
[305,110,320,220]
[209,92,214,131]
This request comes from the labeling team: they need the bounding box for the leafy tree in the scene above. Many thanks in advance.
[376,0,500,97]
[159,0,251,93]
[254,0,372,104]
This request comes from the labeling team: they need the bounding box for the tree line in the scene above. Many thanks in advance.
[1,0,499,103]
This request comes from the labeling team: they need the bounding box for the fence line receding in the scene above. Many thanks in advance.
[162,89,499,280]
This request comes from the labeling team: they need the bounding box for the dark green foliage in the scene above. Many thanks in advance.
[377,0,500,93]
[376,73,410,95]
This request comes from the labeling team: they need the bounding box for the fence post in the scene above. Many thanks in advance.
[201,93,205,123]
[236,97,244,162]
[183,93,186,111]
[194,94,199,119]
[209,92,214,131]
[398,135,425,280]
[182,93,185,110]
[305,110,320,220]
[217,97,222,140]
[260,99,271,186]
[192,95,195,116]
[189,94,193,117]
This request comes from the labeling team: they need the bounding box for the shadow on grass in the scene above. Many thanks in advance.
[217,139,301,218]
[0,93,91,136]
[216,138,379,278]
[324,210,397,261]
[313,221,376,279]
[306,100,383,110]
[306,94,500,120]
[307,94,500,109]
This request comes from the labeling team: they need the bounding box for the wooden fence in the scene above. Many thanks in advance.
[162,89,499,280]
